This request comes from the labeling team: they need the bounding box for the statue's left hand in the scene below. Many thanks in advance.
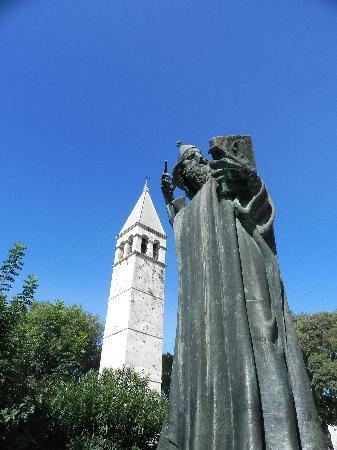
[209,159,260,196]
[209,158,251,181]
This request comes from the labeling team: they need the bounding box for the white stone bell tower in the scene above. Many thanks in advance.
[100,182,166,391]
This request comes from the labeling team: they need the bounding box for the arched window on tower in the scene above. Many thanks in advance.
[141,236,148,255]
[119,242,125,261]
[127,236,133,255]
[153,241,159,261]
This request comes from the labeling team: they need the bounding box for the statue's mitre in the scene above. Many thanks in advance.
[172,141,200,187]
[176,141,198,163]
[208,135,256,170]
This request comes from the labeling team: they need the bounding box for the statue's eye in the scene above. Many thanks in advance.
[187,152,195,159]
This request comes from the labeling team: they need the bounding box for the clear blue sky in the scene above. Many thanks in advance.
[1,0,336,352]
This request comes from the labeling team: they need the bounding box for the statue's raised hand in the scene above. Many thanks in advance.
[161,171,174,203]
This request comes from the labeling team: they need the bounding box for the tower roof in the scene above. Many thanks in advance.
[119,183,165,236]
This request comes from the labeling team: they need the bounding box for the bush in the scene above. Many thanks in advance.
[50,368,168,449]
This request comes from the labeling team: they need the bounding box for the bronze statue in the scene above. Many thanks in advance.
[158,136,325,449]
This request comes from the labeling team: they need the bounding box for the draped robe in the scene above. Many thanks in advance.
[157,177,325,450]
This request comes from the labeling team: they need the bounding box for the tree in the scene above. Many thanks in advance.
[0,243,26,297]
[0,244,39,410]
[0,243,41,449]
[0,243,38,349]
[0,300,102,449]
[50,368,168,450]
[293,312,337,426]
[0,243,102,448]
[13,300,102,382]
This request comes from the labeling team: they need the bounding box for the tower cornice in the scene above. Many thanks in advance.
[116,221,167,241]
[113,249,166,268]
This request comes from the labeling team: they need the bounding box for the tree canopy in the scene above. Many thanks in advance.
[14,300,102,382]
[293,312,337,425]
[0,299,103,449]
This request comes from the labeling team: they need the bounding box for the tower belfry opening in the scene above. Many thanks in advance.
[141,236,148,254]
[99,182,167,391]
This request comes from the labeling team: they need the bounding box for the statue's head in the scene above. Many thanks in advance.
[172,141,211,199]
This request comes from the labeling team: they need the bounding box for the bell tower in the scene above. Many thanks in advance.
[100,183,167,391]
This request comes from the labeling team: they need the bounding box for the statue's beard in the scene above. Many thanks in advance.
[179,161,211,198]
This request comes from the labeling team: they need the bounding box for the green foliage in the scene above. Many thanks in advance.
[13,274,39,307]
[0,243,42,449]
[0,243,37,348]
[293,311,337,425]
[0,244,102,448]
[0,301,102,448]
[0,242,26,296]
[0,244,39,404]
[50,368,168,449]
[13,300,102,381]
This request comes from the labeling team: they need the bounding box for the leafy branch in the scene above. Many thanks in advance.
[0,243,26,297]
